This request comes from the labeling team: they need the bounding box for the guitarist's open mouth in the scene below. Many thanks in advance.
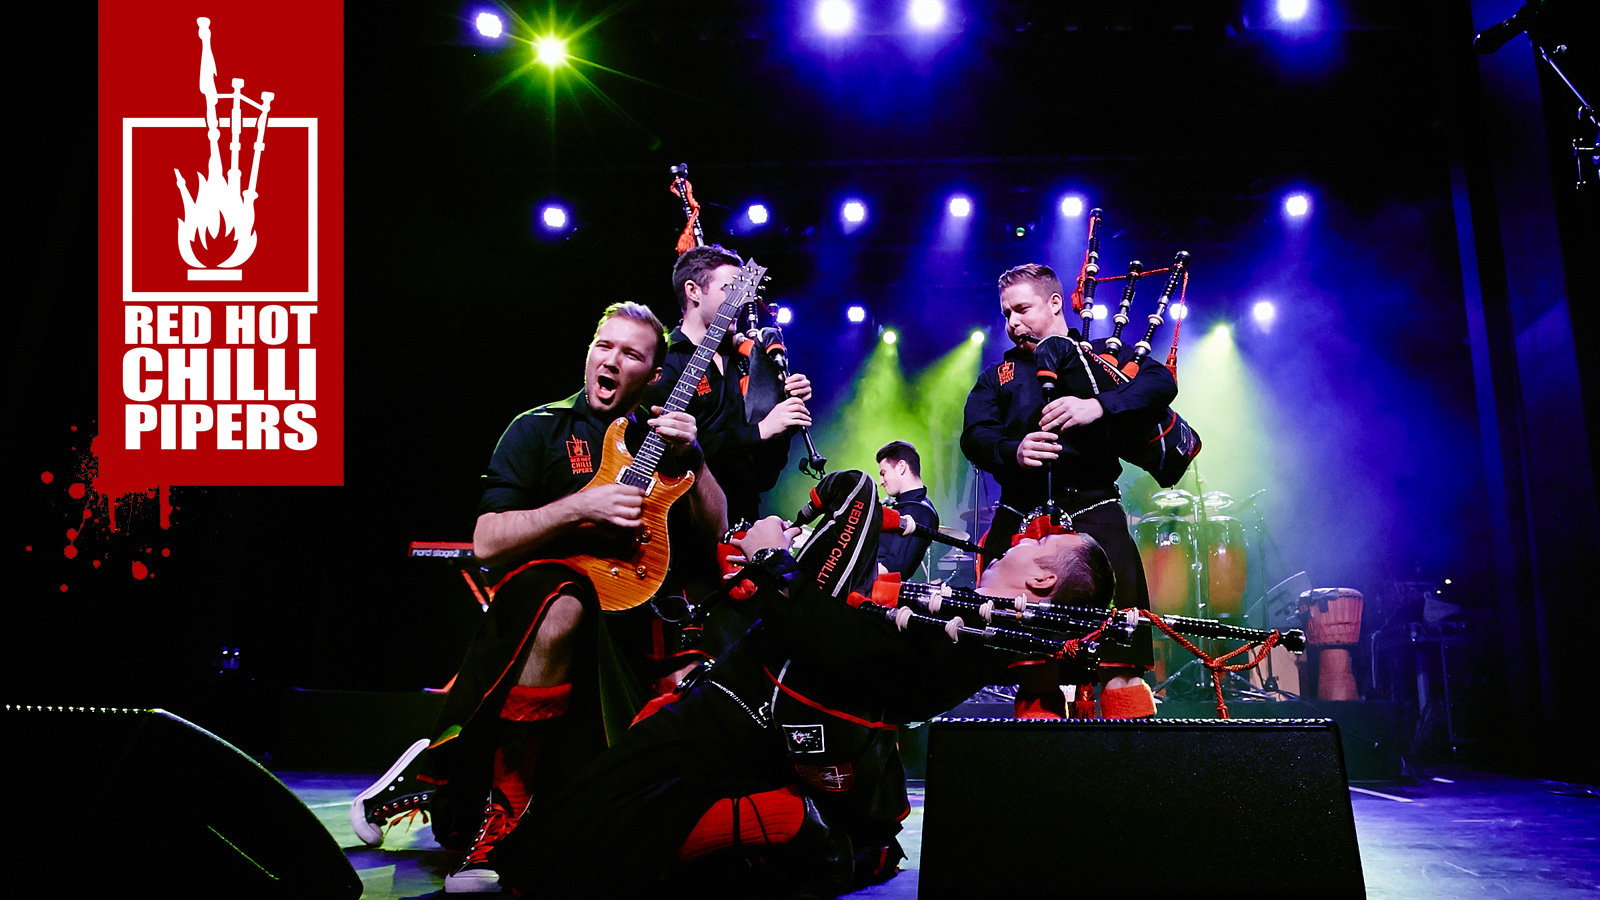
[593,373,619,405]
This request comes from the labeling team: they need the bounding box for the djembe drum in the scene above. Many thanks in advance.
[1299,587,1363,701]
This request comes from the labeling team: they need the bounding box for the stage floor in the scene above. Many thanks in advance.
[284,765,1600,898]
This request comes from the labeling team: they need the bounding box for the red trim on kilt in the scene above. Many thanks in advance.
[762,667,897,731]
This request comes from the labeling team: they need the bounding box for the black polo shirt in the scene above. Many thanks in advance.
[877,487,939,580]
[961,337,1177,508]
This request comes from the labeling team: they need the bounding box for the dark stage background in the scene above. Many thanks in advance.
[10,1,1597,781]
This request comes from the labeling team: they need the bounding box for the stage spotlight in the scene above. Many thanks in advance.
[540,205,568,230]
[1277,0,1310,21]
[535,35,568,67]
[817,0,855,34]
[1252,300,1278,326]
[847,305,867,323]
[1013,225,1027,238]
[475,12,504,39]
[842,200,867,223]
[970,329,984,345]
[776,306,793,325]
[1059,196,1085,217]
[948,195,971,218]
[1284,193,1310,217]
[909,0,945,29]
[747,204,769,225]
[883,329,898,345]
[1171,302,1189,321]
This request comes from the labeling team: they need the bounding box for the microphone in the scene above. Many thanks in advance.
[1474,1,1539,55]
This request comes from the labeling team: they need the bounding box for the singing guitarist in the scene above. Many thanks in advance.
[400,301,726,893]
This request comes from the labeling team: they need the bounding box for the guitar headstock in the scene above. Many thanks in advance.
[716,259,769,328]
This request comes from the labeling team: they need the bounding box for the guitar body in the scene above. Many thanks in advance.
[565,418,694,612]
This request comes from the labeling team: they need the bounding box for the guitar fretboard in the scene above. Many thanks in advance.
[625,261,766,483]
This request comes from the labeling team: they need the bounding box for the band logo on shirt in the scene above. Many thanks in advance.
[695,375,712,396]
[566,436,593,475]
[998,361,1015,385]
[785,724,826,754]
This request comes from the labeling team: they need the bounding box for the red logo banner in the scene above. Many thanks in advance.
[99,3,343,490]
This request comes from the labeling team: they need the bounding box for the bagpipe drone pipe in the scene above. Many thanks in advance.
[1046,207,1202,488]
[710,471,1301,723]
[669,164,826,478]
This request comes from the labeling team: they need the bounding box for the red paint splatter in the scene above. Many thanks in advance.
[67,528,79,540]
[132,561,148,580]
[160,484,173,530]
[41,471,54,484]
[92,560,101,568]
[81,509,92,520]
[70,425,77,432]
[64,545,78,559]
[68,483,86,499]
[59,585,69,592]
[162,548,171,557]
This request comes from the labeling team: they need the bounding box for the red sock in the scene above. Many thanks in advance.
[494,683,572,817]
[1100,682,1156,719]
[677,787,806,861]
[500,683,571,722]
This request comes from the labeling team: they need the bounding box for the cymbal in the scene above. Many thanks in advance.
[938,525,972,542]
[1150,488,1194,509]
[1202,491,1234,511]
[957,506,995,525]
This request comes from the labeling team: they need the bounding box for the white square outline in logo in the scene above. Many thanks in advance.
[122,117,317,305]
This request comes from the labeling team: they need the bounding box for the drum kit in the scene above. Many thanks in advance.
[1135,484,1271,697]
[932,519,982,587]
[1137,487,1249,619]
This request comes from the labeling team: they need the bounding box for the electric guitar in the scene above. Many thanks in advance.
[565,259,769,611]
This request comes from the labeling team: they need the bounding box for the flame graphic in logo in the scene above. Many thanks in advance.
[174,18,274,280]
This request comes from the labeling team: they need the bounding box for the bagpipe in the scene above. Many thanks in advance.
[669,164,827,478]
[1041,207,1202,488]
[719,470,1301,717]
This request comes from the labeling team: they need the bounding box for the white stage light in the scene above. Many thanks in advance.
[818,0,855,34]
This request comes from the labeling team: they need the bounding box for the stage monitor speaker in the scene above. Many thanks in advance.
[920,718,1364,899]
[6,705,362,900]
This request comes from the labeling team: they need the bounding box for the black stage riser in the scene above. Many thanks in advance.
[920,718,1364,899]
[6,705,362,900]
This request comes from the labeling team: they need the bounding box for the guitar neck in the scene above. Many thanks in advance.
[627,261,763,481]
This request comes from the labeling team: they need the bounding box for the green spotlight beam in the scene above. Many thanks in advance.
[908,338,985,525]
[770,338,984,528]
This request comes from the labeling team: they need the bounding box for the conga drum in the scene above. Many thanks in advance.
[1199,516,1248,617]
[1299,588,1363,701]
[1135,515,1192,616]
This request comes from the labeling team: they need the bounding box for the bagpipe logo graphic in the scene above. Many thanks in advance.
[174,18,271,280]
[99,4,343,490]
[126,17,313,299]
